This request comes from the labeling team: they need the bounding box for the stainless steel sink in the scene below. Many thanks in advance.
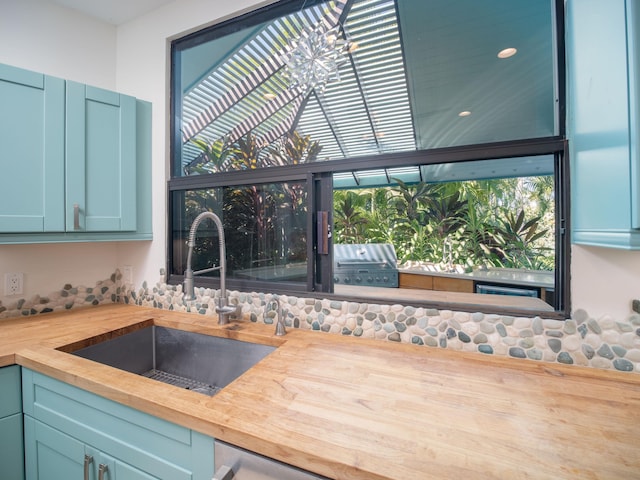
[71,325,276,396]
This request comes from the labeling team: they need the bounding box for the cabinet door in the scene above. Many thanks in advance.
[23,369,214,480]
[91,450,160,480]
[0,64,65,233]
[0,365,24,480]
[66,81,137,232]
[24,416,86,480]
[567,0,640,248]
[0,414,25,480]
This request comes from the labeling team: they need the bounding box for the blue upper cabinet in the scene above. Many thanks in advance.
[0,63,151,243]
[567,0,640,248]
[66,82,137,232]
[0,64,65,233]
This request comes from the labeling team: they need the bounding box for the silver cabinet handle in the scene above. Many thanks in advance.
[83,455,93,480]
[73,203,80,230]
[212,464,234,480]
[98,463,109,480]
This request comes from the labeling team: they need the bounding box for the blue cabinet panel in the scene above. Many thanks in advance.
[0,364,22,417]
[66,81,137,232]
[0,63,65,233]
[567,0,640,248]
[0,414,25,480]
[22,369,214,480]
[0,365,24,480]
[24,416,85,480]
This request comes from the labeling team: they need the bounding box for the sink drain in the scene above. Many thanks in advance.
[141,369,221,396]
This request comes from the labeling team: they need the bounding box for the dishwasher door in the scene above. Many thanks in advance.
[213,441,329,480]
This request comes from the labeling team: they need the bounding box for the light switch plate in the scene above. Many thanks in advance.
[123,265,133,285]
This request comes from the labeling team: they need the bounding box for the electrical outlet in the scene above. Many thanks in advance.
[4,272,24,296]
[123,265,133,285]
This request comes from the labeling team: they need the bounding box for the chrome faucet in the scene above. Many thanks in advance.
[267,296,287,336]
[183,211,236,324]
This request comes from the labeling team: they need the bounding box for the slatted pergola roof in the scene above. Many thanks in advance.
[180,0,416,170]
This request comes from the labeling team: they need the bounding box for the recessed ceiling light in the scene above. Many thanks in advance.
[263,93,277,101]
[498,47,517,59]
[458,111,471,117]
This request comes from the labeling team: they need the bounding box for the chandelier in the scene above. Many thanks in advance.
[284,23,353,94]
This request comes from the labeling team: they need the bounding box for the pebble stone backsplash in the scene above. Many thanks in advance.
[2,269,639,374]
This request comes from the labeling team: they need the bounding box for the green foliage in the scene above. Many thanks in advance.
[189,130,321,173]
[233,131,265,170]
[184,136,234,175]
[333,191,370,243]
[333,176,555,272]
[266,130,322,166]
[485,209,551,270]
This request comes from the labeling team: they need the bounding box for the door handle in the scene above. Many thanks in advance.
[98,463,109,480]
[317,211,331,255]
[73,203,80,230]
[83,455,93,480]
[212,464,235,480]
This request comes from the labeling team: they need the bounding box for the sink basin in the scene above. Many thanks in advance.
[70,325,276,396]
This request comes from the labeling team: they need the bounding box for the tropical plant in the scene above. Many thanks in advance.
[232,131,266,170]
[483,209,550,269]
[333,191,370,243]
[185,136,234,174]
[332,175,555,272]
[266,130,322,166]
[389,179,433,222]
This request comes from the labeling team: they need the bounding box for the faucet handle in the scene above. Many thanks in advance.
[268,297,287,336]
[275,309,287,336]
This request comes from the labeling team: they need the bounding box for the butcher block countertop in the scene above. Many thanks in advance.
[2,304,640,479]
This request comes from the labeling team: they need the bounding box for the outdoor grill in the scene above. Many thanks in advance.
[333,244,399,288]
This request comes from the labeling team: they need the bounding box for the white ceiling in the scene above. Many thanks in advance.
[47,0,174,25]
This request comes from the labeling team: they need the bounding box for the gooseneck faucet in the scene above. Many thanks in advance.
[183,211,236,324]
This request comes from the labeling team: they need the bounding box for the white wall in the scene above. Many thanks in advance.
[0,0,117,88]
[1,0,639,322]
[571,245,640,320]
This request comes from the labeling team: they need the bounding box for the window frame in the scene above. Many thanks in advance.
[168,0,570,319]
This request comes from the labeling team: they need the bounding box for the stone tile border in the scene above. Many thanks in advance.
[125,271,640,374]
[0,271,122,319]
[2,269,639,373]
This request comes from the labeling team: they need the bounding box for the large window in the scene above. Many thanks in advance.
[169,0,568,316]
[172,180,309,289]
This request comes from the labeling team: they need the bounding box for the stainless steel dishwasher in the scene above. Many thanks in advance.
[213,441,330,480]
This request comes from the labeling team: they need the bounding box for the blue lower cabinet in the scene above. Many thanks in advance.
[24,418,160,480]
[0,365,24,480]
[0,414,25,480]
[24,417,86,480]
[22,369,214,480]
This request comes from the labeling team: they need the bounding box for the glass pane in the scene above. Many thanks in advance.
[172,181,308,284]
[332,157,556,308]
[173,0,557,176]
